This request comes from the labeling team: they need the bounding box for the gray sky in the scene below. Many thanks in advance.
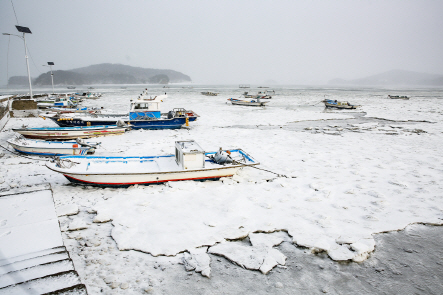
[1,0,443,85]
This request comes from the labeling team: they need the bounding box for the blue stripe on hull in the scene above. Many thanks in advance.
[49,116,194,129]
[13,148,74,156]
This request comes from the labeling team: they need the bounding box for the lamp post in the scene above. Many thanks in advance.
[2,25,33,99]
[43,62,55,94]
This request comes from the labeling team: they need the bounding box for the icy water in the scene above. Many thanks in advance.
[1,84,443,294]
[150,224,443,294]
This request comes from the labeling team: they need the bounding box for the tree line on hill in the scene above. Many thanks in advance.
[8,63,191,86]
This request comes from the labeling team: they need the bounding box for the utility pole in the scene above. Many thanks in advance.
[2,25,33,99]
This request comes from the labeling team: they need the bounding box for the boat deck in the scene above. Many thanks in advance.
[52,150,256,174]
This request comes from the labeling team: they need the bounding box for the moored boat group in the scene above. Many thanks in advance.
[6,87,411,187]
[7,88,259,187]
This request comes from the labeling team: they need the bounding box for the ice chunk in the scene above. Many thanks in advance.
[328,244,355,261]
[249,232,283,248]
[351,238,376,262]
[260,248,287,274]
[68,219,88,231]
[93,213,112,223]
[57,204,79,217]
[189,247,211,277]
[208,242,263,270]
[208,233,286,274]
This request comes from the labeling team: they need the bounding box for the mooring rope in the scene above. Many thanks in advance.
[231,159,296,179]
[207,153,296,179]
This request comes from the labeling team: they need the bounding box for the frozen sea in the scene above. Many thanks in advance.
[1,84,443,294]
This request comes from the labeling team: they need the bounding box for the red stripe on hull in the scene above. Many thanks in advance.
[63,174,234,186]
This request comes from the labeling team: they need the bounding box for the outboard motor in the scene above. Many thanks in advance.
[116,120,131,128]
[76,138,101,149]
[75,138,100,154]
[213,147,233,165]
[168,111,175,119]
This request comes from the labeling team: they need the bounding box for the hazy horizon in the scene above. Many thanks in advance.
[1,1,443,86]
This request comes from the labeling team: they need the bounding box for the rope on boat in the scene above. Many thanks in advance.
[54,157,79,168]
[310,101,324,106]
[231,159,296,179]
[207,152,296,179]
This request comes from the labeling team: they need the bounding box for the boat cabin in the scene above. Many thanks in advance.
[129,94,167,120]
[175,140,205,170]
[325,99,351,106]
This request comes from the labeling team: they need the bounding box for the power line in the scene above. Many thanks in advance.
[6,36,11,88]
[10,0,19,24]
[25,44,43,75]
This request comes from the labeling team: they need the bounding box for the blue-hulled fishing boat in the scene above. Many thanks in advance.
[48,90,198,129]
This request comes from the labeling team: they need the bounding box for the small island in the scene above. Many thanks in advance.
[8,63,192,86]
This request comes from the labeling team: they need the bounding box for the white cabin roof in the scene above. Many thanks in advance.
[133,94,167,104]
[175,140,204,153]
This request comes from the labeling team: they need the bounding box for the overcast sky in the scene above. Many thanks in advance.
[1,0,443,85]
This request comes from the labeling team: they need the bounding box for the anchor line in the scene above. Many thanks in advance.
[231,159,296,179]
[206,153,296,179]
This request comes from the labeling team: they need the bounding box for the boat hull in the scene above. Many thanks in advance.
[8,141,91,156]
[45,149,258,187]
[13,126,126,140]
[58,166,241,187]
[324,104,357,109]
[228,98,268,107]
[388,96,409,100]
[49,116,197,129]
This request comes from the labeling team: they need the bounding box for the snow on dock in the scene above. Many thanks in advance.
[0,187,87,294]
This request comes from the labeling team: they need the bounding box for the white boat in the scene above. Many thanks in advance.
[12,124,129,140]
[201,91,219,96]
[46,140,259,187]
[37,95,81,109]
[227,98,268,107]
[388,95,409,100]
[242,90,274,99]
[322,99,358,109]
[8,136,99,156]
[74,92,102,99]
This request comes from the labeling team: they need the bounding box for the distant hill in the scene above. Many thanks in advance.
[11,63,191,86]
[34,70,87,85]
[329,70,443,86]
[69,63,190,84]
[8,76,32,86]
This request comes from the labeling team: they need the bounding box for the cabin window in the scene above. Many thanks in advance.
[134,103,150,109]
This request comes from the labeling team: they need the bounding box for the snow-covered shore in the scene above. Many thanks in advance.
[1,85,442,293]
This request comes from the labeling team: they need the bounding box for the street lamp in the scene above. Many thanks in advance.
[43,62,55,94]
[2,25,33,99]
